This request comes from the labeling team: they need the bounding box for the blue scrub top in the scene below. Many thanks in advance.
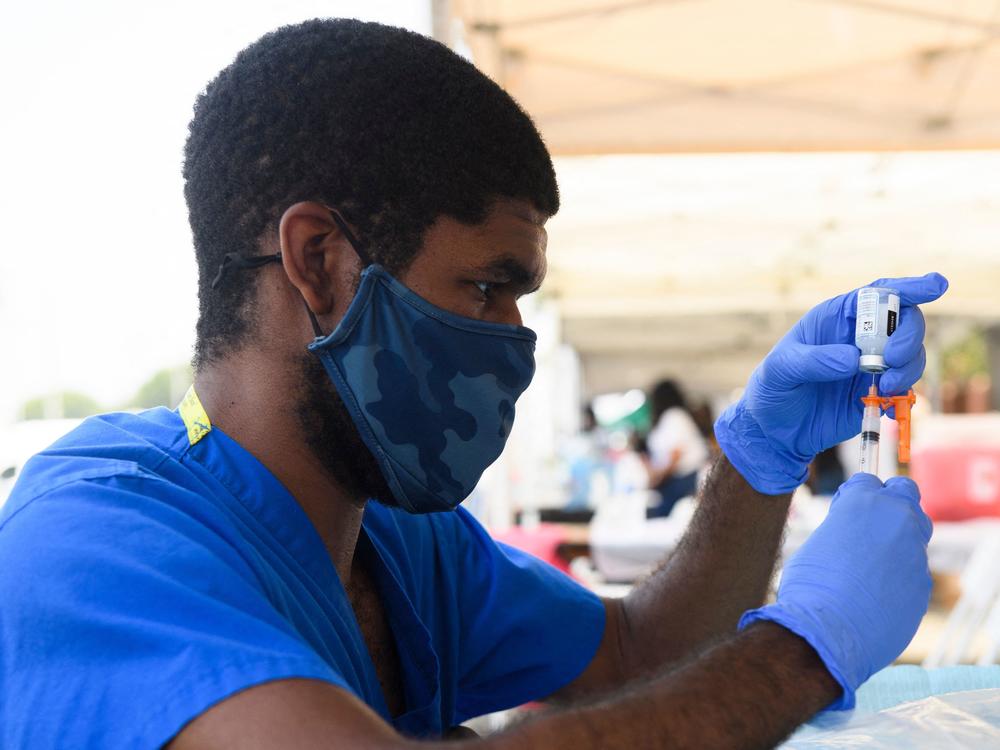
[0,399,605,748]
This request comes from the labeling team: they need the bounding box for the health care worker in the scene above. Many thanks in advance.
[0,19,948,750]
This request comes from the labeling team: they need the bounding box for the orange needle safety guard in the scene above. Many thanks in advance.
[860,386,917,464]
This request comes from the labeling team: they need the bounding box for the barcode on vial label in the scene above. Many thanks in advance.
[857,289,879,338]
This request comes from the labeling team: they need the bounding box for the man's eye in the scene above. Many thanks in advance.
[474,281,495,298]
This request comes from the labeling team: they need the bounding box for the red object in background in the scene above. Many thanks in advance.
[491,524,572,575]
[912,447,1000,521]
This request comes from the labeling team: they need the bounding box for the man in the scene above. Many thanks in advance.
[0,19,947,749]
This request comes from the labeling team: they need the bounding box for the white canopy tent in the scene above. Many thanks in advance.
[450,0,1000,154]
[441,2,1000,398]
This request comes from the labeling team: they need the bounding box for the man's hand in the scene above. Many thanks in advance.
[715,273,948,494]
[741,473,933,709]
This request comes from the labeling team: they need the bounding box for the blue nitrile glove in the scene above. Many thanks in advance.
[739,473,933,710]
[715,273,948,494]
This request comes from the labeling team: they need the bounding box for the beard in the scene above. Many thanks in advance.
[294,351,398,508]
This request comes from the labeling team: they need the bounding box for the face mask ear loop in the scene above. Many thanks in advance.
[302,297,325,338]
[302,208,371,339]
[211,252,283,290]
[328,209,375,267]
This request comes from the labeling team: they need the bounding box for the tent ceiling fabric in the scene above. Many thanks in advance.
[543,150,1000,396]
[453,0,1000,153]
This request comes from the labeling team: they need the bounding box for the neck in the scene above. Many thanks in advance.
[194,355,365,584]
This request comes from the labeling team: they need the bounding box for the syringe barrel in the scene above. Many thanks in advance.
[858,404,881,475]
[861,403,881,434]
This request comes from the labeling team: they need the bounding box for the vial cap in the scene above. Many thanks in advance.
[859,354,887,373]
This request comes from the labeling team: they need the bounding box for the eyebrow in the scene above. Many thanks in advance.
[478,255,546,295]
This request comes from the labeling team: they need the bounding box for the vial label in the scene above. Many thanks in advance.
[886,295,899,336]
[857,289,879,336]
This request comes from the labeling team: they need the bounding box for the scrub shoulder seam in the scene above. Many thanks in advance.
[0,460,168,535]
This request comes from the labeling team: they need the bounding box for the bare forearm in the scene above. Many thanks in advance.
[172,622,837,750]
[473,622,838,750]
[621,455,791,673]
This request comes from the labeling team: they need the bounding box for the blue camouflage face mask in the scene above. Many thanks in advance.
[210,209,537,513]
[307,265,536,513]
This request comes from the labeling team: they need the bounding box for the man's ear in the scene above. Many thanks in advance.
[278,201,358,317]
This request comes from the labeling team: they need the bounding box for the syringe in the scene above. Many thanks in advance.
[859,383,882,475]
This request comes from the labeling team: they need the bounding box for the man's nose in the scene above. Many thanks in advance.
[501,298,523,328]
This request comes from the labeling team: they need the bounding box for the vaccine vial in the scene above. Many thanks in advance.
[855,286,900,373]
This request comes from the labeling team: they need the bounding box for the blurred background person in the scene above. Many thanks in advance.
[642,379,709,519]
[563,403,611,512]
[688,399,720,461]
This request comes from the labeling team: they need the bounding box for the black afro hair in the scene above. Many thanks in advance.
[184,18,559,366]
